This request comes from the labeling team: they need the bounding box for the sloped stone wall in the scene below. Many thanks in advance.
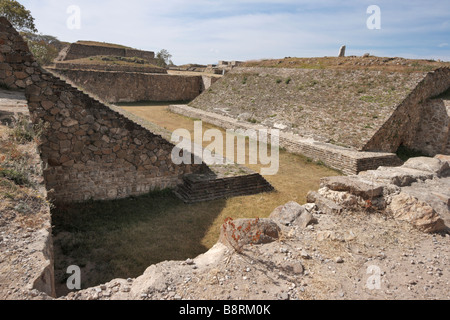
[169,104,402,175]
[50,68,204,103]
[0,17,207,203]
[413,98,450,156]
[363,68,450,153]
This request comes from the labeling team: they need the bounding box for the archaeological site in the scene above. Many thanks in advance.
[0,10,449,304]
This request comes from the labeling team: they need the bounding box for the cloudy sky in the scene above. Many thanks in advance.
[20,0,450,65]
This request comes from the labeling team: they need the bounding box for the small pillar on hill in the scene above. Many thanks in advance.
[338,45,346,57]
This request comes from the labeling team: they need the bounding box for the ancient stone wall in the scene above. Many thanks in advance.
[51,62,167,74]
[363,68,450,153]
[50,68,217,103]
[413,98,450,156]
[190,67,450,156]
[60,42,156,63]
[0,17,207,203]
[169,104,402,175]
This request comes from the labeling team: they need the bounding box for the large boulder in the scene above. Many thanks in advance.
[269,201,316,228]
[389,193,447,233]
[320,176,384,200]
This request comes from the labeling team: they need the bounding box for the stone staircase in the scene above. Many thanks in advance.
[174,165,274,203]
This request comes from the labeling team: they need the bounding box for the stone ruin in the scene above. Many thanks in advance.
[56,41,158,65]
[185,66,450,174]
[1,16,449,301]
[0,17,273,204]
[0,17,210,203]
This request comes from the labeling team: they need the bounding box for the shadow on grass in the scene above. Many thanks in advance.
[52,189,226,297]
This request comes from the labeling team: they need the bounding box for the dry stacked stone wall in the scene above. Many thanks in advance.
[363,68,450,153]
[413,98,450,156]
[169,104,402,175]
[0,17,207,203]
[50,68,205,103]
[51,62,167,74]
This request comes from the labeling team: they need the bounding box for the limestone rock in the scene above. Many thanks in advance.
[295,210,315,228]
[389,193,447,233]
[129,265,168,298]
[306,191,343,215]
[269,201,304,225]
[318,188,363,208]
[402,157,449,177]
[320,176,384,200]
[359,166,434,187]
[219,218,281,247]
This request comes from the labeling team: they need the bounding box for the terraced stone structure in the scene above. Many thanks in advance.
[50,68,208,103]
[0,17,208,203]
[182,64,450,174]
[57,41,158,64]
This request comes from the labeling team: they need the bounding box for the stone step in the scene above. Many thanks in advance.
[173,172,274,203]
[176,183,273,199]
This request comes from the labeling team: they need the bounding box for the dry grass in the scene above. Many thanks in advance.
[119,103,340,246]
[0,121,49,231]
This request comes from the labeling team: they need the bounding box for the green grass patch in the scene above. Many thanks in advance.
[0,168,30,186]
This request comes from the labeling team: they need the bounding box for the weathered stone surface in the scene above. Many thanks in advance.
[390,193,447,233]
[359,166,434,187]
[269,201,305,225]
[219,218,281,247]
[295,210,315,228]
[269,201,316,228]
[402,157,449,177]
[0,16,208,203]
[320,175,384,200]
[435,154,450,163]
[318,187,365,208]
[306,191,343,215]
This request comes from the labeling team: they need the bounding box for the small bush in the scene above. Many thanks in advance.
[276,79,282,84]
[0,167,29,186]
[285,77,291,85]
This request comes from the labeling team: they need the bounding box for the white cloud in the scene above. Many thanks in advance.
[19,0,450,64]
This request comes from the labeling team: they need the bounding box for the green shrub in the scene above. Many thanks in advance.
[0,168,29,186]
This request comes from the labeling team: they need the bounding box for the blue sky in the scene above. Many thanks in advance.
[20,0,450,65]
